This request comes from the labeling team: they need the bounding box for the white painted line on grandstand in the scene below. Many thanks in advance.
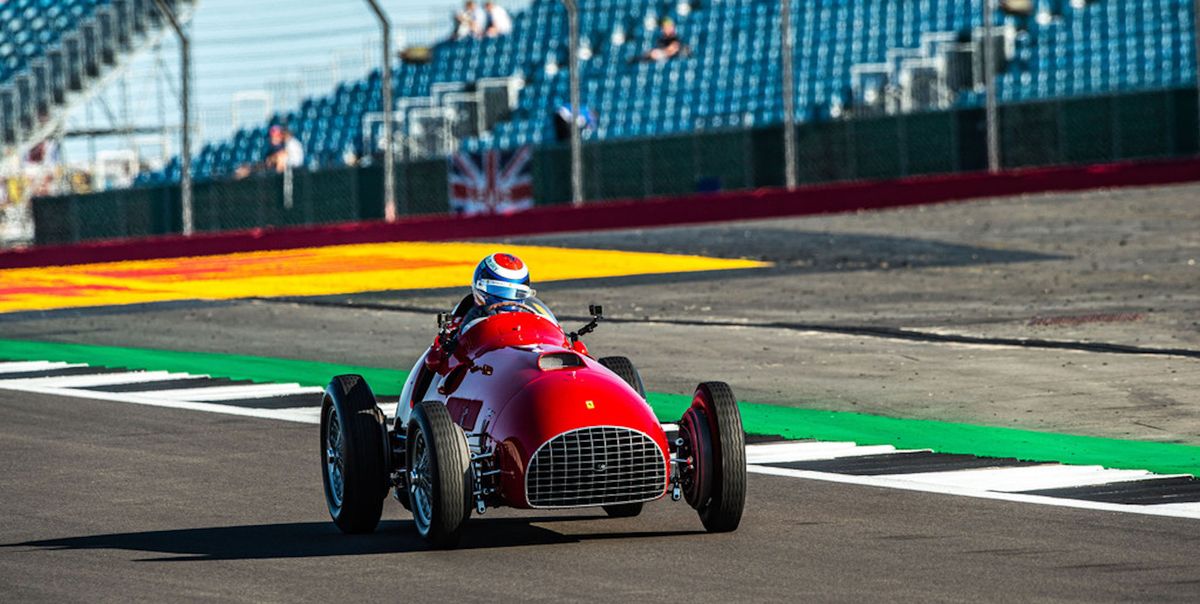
[882,465,1175,492]
[746,441,924,464]
[748,464,1200,521]
[135,383,323,401]
[0,371,196,388]
[0,361,84,374]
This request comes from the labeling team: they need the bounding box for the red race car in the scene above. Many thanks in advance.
[319,303,746,548]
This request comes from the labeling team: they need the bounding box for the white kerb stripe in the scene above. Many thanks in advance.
[0,361,84,374]
[1152,502,1200,514]
[746,441,923,464]
[748,464,1200,521]
[875,464,1170,492]
[0,371,197,388]
[142,383,323,401]
[0,382,327,423]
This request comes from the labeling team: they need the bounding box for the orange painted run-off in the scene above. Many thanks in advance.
[0,241,768,313]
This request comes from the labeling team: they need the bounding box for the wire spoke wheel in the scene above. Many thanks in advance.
[324,405,345,510]
[320,375,387,534]
[406,401,472,548]
[409,430,434,533]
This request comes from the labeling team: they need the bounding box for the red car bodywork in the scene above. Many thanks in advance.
[402,310,670,509]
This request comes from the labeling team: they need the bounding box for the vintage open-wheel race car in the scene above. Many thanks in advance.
[319,303,746,548]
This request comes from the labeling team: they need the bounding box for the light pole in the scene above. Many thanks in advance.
[562,0,583,206]
[983,0,1001,173]
[365,0,397,221]
[151,0,192,235]
[1194,0,1200,150]
[781,0,797,189]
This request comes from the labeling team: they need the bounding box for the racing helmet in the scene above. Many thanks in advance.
[472,253,534,307]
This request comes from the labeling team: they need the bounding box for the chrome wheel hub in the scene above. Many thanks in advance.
[409,430,434,532]
[325,407,345,509]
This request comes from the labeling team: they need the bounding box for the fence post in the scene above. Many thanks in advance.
[781,0,798,189]
[364,0,396,221]
[150,0,192,235]
[983,0,1001,173]
[562,0,584,206]
[1194,0,1200,148]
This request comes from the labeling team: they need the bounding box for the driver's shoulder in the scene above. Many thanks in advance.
[451,293,476,318]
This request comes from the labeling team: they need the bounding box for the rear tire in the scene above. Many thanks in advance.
[602,502,644,518]
[321,375,389,534]
[407,401,473,548]
[685,382,746,533]
[599,356,646,398]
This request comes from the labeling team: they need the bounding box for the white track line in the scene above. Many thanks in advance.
[748,464,1200,521]
[1152,502,1200,514]
[0,371,197,388]
[747,441,923,464]
[135,383,323,401]
[0,361,84,374]
[0,383,330,423]
[269,406,324,424]
[880,464,1173,492]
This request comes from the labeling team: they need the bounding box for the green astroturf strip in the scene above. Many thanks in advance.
[4,338,1200,477]
[0,339,411,396]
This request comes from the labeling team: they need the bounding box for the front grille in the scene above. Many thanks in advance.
[526,426,667,508]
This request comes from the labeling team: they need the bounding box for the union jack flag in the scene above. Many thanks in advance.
[448,146,534,216]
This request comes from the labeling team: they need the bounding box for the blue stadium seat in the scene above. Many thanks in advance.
[146,0,1197,183]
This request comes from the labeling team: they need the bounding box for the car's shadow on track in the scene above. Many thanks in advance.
[3,517,705,561]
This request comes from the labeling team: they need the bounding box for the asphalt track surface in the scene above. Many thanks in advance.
[3,184,1200,601]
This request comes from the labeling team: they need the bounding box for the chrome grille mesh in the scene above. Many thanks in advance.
[526,426,667,508]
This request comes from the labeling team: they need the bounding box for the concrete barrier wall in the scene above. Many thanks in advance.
[6,154,1200,270]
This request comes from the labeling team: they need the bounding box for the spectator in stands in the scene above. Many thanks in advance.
[634,18,686,63]
[265,125,305,173]
[484,1,513,38]
[552,103,597,142]
[236,125,304,179]
[453,1,487,40]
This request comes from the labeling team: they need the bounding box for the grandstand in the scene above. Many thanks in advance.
[14,0,1200,246]
[0,0,193,155]
[136,0,1196,186]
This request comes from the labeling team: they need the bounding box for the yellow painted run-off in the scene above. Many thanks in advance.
[0,241,768,313]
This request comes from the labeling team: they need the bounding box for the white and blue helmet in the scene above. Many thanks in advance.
[472,253,534,306]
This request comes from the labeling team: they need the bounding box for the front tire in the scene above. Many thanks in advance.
[681,382,746,533]
[407,401,473,548]
[321,375,389,534]
[599,356,646,398]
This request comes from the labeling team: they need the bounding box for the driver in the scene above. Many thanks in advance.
[459,252,556,329]
[427,253,555,370]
